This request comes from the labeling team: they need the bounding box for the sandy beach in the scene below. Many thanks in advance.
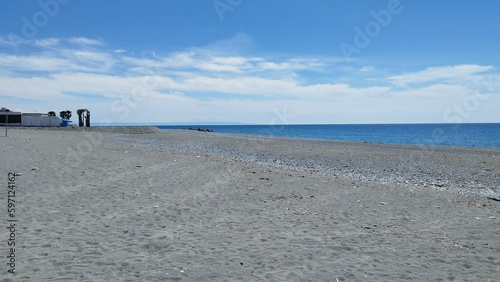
[1,127,499,281]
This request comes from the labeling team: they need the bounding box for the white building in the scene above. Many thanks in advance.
[21,113,61,127]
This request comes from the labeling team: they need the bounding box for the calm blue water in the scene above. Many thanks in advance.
[156,123,500,148]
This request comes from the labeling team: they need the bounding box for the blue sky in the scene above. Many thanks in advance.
[1,0,499,124]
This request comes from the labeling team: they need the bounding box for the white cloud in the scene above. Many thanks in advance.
[0,35,29,48]
[392,84,469,99]
[67,50,116,72]
[389,64,494,87]
[258,61,308,71]
[0,54,70,72]
[1,35,498,124]
[358,66,375,72]
[201,32,255,53]
[67,37,104,46]
[0,49,115,73]
[34,38,60,48]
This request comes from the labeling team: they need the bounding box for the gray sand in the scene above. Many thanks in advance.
[1,128,499,281]
[105,129,500,199]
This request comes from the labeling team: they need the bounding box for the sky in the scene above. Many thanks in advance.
[0,0,499,125]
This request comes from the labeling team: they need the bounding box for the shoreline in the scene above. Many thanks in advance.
[6,124,500,149]
[155,123,500,149]
[100,128,500,200]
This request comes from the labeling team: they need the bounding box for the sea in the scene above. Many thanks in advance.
[156,123,500,148]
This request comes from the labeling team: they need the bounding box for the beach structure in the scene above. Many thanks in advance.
[1,107,61,127]
[59,110,72,127]
[0,108,21,126]
[77,108,91,127]
[22,113,61,127]
[85,110,90,127]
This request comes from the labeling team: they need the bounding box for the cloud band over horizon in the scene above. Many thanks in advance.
[0,33,498,124]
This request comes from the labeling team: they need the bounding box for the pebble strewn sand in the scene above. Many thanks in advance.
[1,127,499,281]
[104,130,500,199]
